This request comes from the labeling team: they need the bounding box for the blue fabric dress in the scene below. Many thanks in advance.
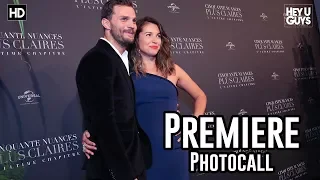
[131,72,189,180]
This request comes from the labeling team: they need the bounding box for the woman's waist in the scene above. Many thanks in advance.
[136,98,178,106]
[136,102,177,112]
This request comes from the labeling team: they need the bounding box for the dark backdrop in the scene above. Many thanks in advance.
[1,0,320,179]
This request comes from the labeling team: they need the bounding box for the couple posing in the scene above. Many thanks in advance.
[76,0,207,179]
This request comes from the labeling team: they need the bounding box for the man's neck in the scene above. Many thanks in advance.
[104,35,126,54]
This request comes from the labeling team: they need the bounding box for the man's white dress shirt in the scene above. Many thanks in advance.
[100,37,130,74]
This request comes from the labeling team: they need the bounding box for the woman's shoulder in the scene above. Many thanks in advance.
[172,63,191,80]
[173,63,184,75]
[174,63,181,70]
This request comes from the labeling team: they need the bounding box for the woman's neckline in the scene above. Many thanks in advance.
[132,72,178,95]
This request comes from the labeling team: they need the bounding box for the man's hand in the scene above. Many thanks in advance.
[82,130,97,159]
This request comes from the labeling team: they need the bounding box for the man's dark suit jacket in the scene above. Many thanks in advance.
[76,39,152,180]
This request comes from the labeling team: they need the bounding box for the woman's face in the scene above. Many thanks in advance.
[137,22,162,57]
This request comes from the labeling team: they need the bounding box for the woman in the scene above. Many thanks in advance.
[83,16,207,179]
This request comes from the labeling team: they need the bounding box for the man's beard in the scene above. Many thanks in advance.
[110,28,134,48]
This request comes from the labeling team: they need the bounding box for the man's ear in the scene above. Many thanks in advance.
[101,18,111,30]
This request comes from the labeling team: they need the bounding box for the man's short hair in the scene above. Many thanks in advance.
[101,0,134,20]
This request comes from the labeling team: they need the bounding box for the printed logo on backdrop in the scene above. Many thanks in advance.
[260,13,268,21]
[254,40,284,53]
[0,32,65,56]
[226,42,235,50]
[205,4,243,22]
[278,161,307,180]
[192,168,207,177]
[234,109,268,156]
[205,111,215,129]
[191,110,217,177]
[192,111,216,176]
[17,90,41,106]
[205,111,215,115]
[74,0,138,13]
[218,71,255,89]
[292,34,318,81]
[0,134,81,171]
[233,149,268,157]
[305,125,320,143]
[238,109,247,115]
[271,72,280,80]
[284,4,313,28]
[167,3,179,13]
[293,67,318,80]
[308,97,315,104]
[265,98,295,115]
[170,37,204,55]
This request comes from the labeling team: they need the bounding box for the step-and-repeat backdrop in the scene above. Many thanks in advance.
[1,0,320,179]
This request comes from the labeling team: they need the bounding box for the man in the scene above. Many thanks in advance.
[76,0,151,179]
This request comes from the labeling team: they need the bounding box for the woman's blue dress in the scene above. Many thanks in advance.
[131,72,189,180]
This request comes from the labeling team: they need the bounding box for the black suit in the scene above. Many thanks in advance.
[76,39,151,180]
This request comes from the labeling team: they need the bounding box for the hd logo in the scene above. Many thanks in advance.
[7,4,27,21]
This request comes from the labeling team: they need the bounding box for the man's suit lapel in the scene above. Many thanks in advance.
[129,58,134,74]
[96,39,134,99]
[128,57,136,99]
[128,57,136,95]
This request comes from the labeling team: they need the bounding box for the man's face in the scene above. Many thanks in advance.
[109,5,137,47]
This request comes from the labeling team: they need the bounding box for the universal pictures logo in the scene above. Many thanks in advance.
[226,42,235,50]
[17,90,40,105]
[238,109,247,115]
[260,13,268,21]
[271,72,279,80]
[167,3,179,13]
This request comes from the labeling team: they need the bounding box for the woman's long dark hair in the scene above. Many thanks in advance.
[129,16,175,77]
